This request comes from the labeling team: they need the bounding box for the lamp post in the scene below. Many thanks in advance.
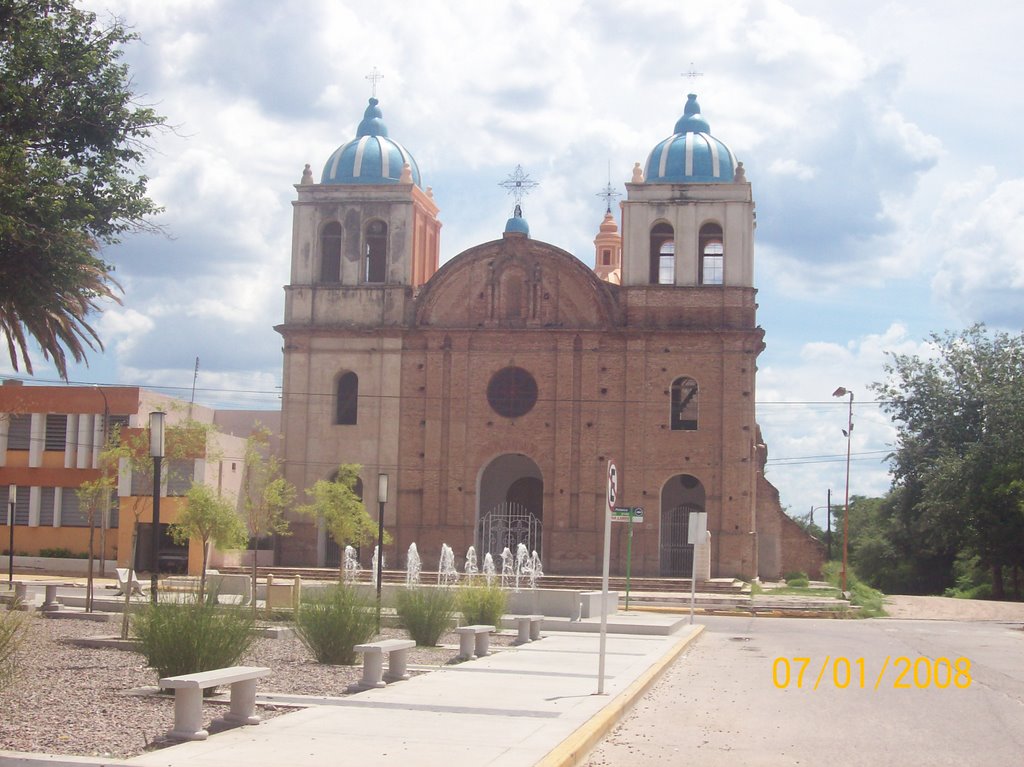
[376,473,388,634]
[832,387,854,593]
[7,485,15,584]
[94,386,110,578]
[149,411,166,603]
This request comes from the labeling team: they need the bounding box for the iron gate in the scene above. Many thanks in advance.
[478,502,542,560]
[660,503,701,576]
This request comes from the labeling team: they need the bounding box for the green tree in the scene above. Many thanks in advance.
[169,483,247,599]
[872,325,1024,598]
[240,425,294,610]
[298,464,383,576]
[0,0,164,377]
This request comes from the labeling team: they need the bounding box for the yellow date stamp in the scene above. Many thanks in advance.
[772,656,972,690]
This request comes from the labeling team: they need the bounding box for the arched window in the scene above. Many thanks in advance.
[365,220,387,283]
[699,223,724,285]
[336,372,358,425]
[671,376,698,430]
[319,222,342,283]
[649,223,674,284]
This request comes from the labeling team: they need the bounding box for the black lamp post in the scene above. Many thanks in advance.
[149,411,166,603]
[376,473,388,633]
[7,485,15,584]
[832,387,854,594]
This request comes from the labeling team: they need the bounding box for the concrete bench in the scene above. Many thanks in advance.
[349,639,417,691]
[512,614,543,644]
[159,665,270,741]
[207,573,252,605]
[456,624,495,660]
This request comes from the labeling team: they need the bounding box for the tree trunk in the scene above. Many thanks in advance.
[86,517,95,613]
[199,541,208,601]
[991,562,1005,600]
[250,546,258,617]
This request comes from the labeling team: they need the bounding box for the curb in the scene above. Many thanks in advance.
[536,623,705,767]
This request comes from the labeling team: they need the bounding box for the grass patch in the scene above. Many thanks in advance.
[0,609,27,692]
[822,562,887,617]
[132,598,256,681]
[396,587,457,646]
[294,585,377,665]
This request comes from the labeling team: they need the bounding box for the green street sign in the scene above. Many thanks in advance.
[611,506,644,522]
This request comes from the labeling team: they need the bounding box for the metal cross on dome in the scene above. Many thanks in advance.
[365,66,384,97]
[596,161,621,213]
[682,63,703,86]
[499,165,540,207]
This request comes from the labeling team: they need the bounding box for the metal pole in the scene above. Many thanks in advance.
[689,539,698,624]
[624,512,632,612]
[826,489,832,561]
[96,387,109,578]
[376,501,385,633]
[842,393,853,593]
[151,455,162,603]
[7,487,15,584]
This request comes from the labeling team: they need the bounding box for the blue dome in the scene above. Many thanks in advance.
[644,94,736,184]
[504,204,530,236]
[321,98,422,186]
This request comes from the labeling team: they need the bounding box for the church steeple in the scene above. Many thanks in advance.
[593,209,622,284]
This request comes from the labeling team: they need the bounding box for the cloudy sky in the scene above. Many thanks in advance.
[8,0,1024,526]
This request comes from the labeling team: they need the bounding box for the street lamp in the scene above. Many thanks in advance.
[832,387,854,593]
[376,473,388,634]
[7,485,15,584]
[149,411,166,603]
[94,386,110,578]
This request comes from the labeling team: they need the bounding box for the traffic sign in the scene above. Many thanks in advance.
[606,461,617,512]
[611,506,644,522]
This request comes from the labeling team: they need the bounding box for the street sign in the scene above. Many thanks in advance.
[611,506,644,522]
[606,462,617,512]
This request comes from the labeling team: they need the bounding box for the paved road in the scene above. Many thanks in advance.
[584,615,1024,767]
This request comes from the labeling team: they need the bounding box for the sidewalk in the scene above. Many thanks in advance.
[123,619,700,767]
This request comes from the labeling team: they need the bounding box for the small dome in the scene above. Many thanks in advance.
[504,204,530,237]
[644,94,737,184]
[321,98,422,186]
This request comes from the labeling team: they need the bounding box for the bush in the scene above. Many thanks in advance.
[457,583,507,626]
[39,547,87,559]
[785,575,810,588]
[132,598,256,682]
[294,585,377,664]
[822,561,886,617]
[0,610,27,692]
[396,587,457,646]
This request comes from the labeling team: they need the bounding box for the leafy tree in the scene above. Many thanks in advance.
[871,325,1024,598]
[240,425,294,610]
[297,464,385,576]
[0,0,164,377]
[76,442,117,612]
[169,483,248,599]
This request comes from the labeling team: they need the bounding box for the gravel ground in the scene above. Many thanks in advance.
[0,613,510,760]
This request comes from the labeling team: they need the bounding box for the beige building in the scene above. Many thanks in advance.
[277,93,824,579]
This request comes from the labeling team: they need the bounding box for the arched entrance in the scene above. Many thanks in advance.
[660,474,706,576]
[477,454,543,561]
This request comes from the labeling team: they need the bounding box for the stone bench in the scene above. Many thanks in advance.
[512,614,543,645]
[455,624,495,660]
[349,639,417,691]
[159,665,270,741]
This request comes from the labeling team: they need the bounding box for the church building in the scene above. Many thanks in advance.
[276,90,824,580]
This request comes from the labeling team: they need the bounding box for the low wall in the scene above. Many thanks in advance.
[4,555,118,577]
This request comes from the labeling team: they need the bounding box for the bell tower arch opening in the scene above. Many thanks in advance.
[477,453,543,563]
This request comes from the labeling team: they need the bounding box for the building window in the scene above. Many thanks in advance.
[365,220,387,283]
[7,414,30,450]
[336,372,359,425]
[699,223,724,285]
[487,366,538,418]
[0,485,29,525]
[671,376,699,430]
[601,249,611,266]
[649,223,674,284]
[60,489,88,527]
[166,459,195,496]
[39,487,55,526]
[45,414,67,451]
[319,222,343,283]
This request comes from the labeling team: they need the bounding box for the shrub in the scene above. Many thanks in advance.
[785,575,810,588]
[0,610,27,692]
[821,561,886,617]
[132,598,256,682]
[783,571,808,583]
[396,587,457,646]
[39,547,87,559]
[457,583,507,627]
[294,585,377,664]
